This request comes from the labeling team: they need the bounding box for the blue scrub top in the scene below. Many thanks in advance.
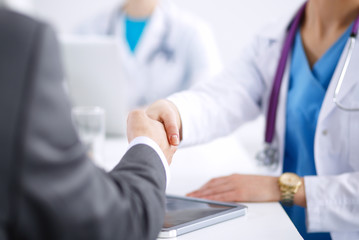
[283,25,352,240]
[125,16,149,53]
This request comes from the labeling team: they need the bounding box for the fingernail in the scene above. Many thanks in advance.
[171,135,179,145]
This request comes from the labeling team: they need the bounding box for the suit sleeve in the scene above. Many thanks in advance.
[17,24,166,240]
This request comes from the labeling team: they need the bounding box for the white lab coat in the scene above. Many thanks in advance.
[77,0,222,109]
[168,7,359,240]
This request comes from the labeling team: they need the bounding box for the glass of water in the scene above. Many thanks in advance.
[72,106,105,165]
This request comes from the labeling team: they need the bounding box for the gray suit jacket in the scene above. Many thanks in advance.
[0,9,166,240]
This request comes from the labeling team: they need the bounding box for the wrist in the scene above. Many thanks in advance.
[293,178,306,207]
[272,177,282,202]
[278,173,303,207]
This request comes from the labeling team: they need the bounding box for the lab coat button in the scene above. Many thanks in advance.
[322,130,328,136]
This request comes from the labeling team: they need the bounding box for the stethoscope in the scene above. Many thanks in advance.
[106,5,175,64]
[256,2,359,170]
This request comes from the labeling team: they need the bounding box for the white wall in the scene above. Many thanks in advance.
[32,0,121,34]
[33,0,304,64]
[32,0,304,156]
[175,0,304,64]
[3,0,35,14]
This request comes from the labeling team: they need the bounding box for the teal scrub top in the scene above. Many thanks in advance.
[282,25,352,240]
[125,16,149,53]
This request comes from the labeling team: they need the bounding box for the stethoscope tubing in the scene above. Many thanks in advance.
[264,3,307,144]
[265,2,359,145]
[257,2,359,169]
[333,36,359,111]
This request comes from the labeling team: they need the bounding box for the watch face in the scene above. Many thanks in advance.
[280,173,301,187]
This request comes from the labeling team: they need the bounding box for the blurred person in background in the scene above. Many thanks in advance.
[0,0,34,14]
[0,2,175,239]
[78,0,222,109]
[140,0,359,239]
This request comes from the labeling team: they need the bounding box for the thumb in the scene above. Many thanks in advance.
[161,112,180,146]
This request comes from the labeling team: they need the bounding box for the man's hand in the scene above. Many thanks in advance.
[187,174,281,202]
[127,109,177,164]
[146,100,182,146]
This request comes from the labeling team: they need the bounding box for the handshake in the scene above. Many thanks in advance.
[127,99,182,165]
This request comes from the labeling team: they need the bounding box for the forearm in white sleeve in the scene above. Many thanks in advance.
[305,172,359,232]
[167,51,266,147]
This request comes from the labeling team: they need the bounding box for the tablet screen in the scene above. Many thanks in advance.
[163,196,235,228]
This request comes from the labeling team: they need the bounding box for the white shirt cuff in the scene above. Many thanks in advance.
[128,136,170,189]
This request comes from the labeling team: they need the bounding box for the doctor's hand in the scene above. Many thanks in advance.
[187,174,281,202]
[127,109,177,164]
[187,174,307,207]
[146,100,182,146]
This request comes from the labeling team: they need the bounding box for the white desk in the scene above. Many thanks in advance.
[101,136,302,240]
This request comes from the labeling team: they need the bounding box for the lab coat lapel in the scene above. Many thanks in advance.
[275,55,291,174]
[319,36,359,121]
[134,6,165,64]
[269,38,291,175]
[257,8,297,174]
[115,6,166,107]
[116,13,140,74]
[115,13,147,107]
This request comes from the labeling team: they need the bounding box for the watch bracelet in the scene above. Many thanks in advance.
[281,192,294,206]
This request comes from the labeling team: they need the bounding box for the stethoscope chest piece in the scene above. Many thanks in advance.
[256,144,279,170]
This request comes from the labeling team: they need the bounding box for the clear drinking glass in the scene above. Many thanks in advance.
[72,106,105,165]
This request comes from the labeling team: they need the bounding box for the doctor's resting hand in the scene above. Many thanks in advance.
[186,174,306,207]
[127,109,177,164]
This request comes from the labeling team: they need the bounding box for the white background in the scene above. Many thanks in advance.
[9,0,304,156]
[28,0,304,64]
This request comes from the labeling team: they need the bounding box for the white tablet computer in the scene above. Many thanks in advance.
[159,195,247,238]
[60,35,128,136]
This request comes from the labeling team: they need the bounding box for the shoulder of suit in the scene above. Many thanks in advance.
[0,8,44,29]
[0,8,48,41]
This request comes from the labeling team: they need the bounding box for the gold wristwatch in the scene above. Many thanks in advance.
[278,172,302,207]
